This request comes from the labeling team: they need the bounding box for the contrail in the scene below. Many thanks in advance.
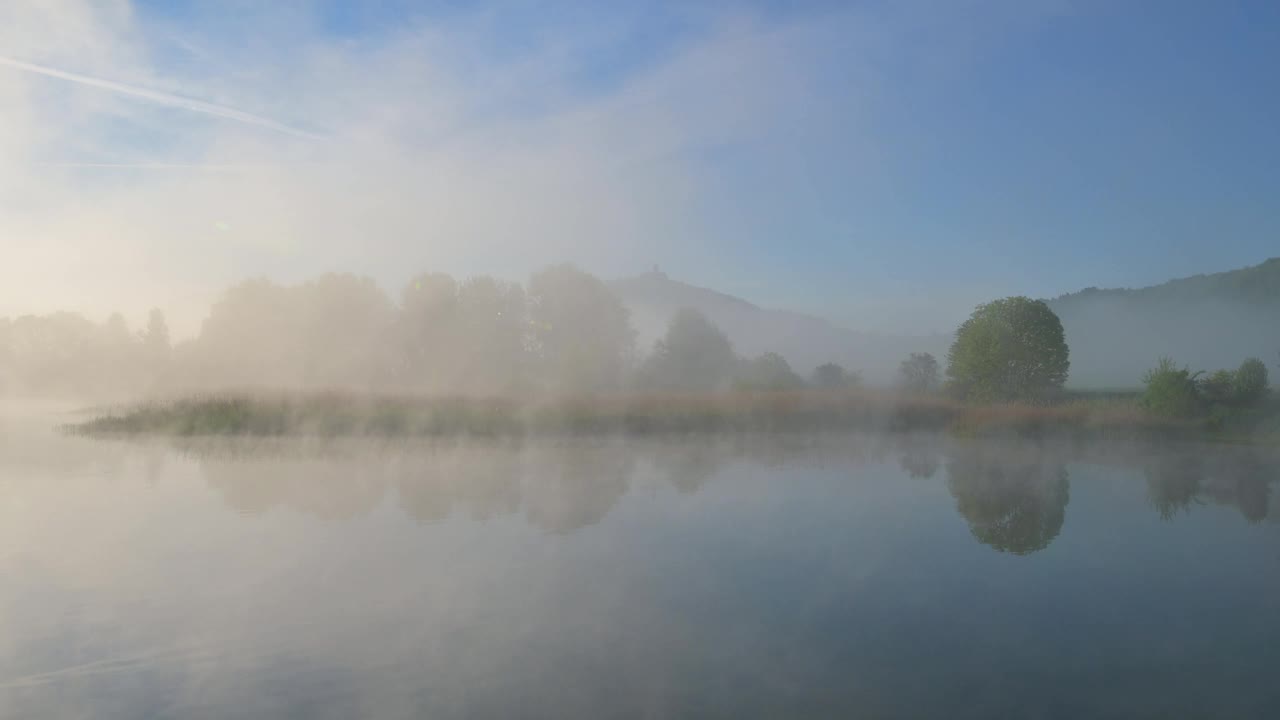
[0,55,324,140]
[40,162,267,171]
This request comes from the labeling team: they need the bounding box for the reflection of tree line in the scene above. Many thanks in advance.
[193,435,898,531]
[902,442,1277,555]
[188,435,1276,542]
[198,441,633,533]
[1144,452,1273,524]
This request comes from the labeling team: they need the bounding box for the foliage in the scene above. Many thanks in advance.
[1141,357,1203,418]
[1232,358,1269,405]
[527,264,635,394]
[0,311,165,397]
[734,352,805,392]
[946,297,1070,402]
[811,362,860,389]
[898,352,939,393]
[142,308,170,354]
[1198,369,1236,407]
[638,308,736,392]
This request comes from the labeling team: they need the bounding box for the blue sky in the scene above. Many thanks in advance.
[2,0,1278,333]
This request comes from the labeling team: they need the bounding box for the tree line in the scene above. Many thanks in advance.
[5,265,1269,411]
[0,265,880,398]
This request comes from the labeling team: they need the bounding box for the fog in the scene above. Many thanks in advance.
[1050,294,1280,389]
[3,409,1278,717]
[0,0,862,337]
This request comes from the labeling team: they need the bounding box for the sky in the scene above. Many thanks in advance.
[2,0,1278,336]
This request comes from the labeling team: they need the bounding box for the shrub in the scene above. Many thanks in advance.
[1198,369,1236,406]
[1232,358,1269,405]
[1141,357,1202,418]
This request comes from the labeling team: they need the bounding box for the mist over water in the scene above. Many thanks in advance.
[5,2,1280,717]
[3,410,1277,719]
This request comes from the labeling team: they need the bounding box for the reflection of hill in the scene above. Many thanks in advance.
[946,446,1070,555]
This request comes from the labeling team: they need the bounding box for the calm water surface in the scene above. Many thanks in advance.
[1,411,1278,719]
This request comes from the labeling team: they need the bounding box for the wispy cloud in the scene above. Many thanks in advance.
[0,54,324,140]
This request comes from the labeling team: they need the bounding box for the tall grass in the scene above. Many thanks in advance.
[64,388,1203,442]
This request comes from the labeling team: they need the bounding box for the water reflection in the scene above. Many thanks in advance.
[945,445,1070,555]
[172,435,1279,545]
[896,435,941,479]
[5,421,1280,719]
[190,439,638,533]
[1146,451,1275,524]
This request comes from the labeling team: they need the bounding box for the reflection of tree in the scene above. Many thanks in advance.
[1233,473,1270,525]
[523,441,634,533]
[1202,454,1273,525]
[1144,455,1203,521]
[897,436,940,479]
[395,443,521,524]
[203,458,388,521]
[649,441,729,494]
[946,447,1069,554]
[196,440,635,531]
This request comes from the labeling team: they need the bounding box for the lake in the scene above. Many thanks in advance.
[1,410,1278,719]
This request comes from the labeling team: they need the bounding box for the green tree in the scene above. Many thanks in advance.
[1232,357,1269,405]
[528,264,634,394]
[1141,357,1202,418]
[898,352,939,393]
[638,308,736,392]
[946,297,1070,402]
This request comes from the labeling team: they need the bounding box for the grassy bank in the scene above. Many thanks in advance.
[65,390,1203,442]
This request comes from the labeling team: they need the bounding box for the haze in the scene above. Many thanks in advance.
[5,0,1279,341]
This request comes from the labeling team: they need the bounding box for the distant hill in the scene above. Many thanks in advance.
[612,270,949,384]
[1046,258,1280,387]
[615,258,1280,389]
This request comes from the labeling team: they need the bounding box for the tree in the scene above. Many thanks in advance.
[810,362,859,389]
[638,308,736,392]
[1141,357,1202,418]
[454,276,528,394]
[527,264,635,394]
[142,308,170,355]
[946,297,1069,402]
[898,352,939,393]
[1232,357,1269,405]
[735,352,804,391]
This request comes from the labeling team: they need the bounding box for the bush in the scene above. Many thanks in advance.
[1141,357,1202,418]
[1198,369,1236,406]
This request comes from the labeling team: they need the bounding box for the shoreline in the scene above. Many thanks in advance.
[62,390,1233,444]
